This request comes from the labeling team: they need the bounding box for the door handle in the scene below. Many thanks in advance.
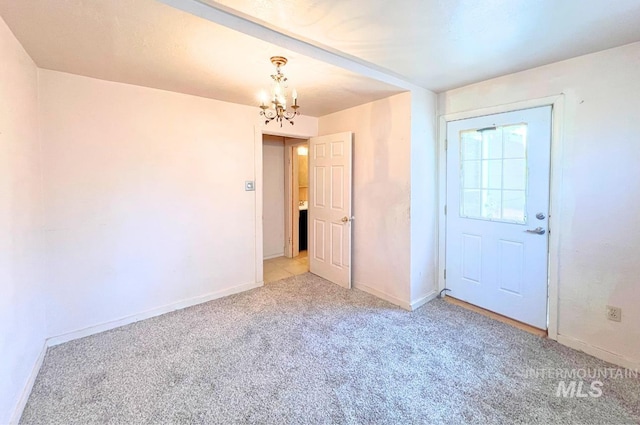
[340,216,355,223]
[525,227,546,235]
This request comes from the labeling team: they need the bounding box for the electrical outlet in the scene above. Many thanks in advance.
[606,305,622,322]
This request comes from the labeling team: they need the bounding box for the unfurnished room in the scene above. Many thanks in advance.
[1,0,639,424]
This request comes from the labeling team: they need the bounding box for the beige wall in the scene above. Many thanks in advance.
[39,70,263,338]
[298,153,309,202]
[438,42,640,368]
[0,17,46,424]
[319,93,413,306]
[263,136,285,259]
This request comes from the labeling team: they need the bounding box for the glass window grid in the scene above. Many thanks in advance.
[459,124,528,224]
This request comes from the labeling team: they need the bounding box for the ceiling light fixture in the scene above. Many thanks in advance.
[259,56,299,127]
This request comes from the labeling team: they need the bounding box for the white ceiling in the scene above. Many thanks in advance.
[0,0,403,117]
[1,0,640,115]
[208,0,640,91]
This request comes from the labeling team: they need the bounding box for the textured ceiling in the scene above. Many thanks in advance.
[2,0,640,116]
[207,0,640,91]
[0,0,403,117]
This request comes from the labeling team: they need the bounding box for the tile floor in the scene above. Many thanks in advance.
[264,251,309,283]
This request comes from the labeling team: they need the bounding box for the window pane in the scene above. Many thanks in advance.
[503,125,527,158]
[461,132,482,160]
[483,129,503,159]
[503,159,526,190]
[503,190,526,222]
[482,189,502,219]
[484,160,502,190]
[462,160,481,188]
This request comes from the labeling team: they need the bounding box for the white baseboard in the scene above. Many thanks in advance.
[47,281,262,347]
[263,253,284,260]
[410,289,438,311]
[352,282,438,312]
[353,281,412,310]
[557,334,640,371]
[10,280,263,424]
[9,341,47,425]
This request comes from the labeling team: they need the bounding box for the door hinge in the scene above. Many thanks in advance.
[444,269,447,279]
[444,139,448,150]
[444,205,447,215]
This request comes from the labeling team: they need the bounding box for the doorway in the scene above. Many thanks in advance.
[444,106,552,329]
[256,129,355,289]
[262,135,309,283]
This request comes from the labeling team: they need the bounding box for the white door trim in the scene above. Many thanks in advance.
[437,94,565,340]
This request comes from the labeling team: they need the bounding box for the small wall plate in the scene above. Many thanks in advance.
[245,181,255,191]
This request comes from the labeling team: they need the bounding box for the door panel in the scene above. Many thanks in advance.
[446,107,551,329]
[309,132,353,288]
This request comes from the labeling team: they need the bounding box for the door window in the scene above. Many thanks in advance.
[459,124,528,223]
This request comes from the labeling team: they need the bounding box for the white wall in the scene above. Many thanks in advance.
[261,119,318,141]
[319,93,413,307]
[0,17,46,424]
[438,42,640,367]
[409,88,439,307]
[262,136,285,259]
[39,70,262,338]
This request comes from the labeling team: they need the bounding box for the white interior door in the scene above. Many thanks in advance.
[309,132,353,288]
[445,106,551,329]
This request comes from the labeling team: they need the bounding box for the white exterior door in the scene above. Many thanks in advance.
[309,132,353,288]
[445,106,551,329]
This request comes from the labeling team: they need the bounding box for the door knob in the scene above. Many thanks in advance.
[525,227,546,235]
[340,216,354,223]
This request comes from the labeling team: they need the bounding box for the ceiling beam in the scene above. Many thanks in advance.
[158,0,424,91]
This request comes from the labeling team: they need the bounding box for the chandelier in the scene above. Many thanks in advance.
[259,56,300,127]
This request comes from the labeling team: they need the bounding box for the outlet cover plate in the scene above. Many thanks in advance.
[606,305,622,322]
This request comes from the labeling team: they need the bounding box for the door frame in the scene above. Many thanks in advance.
[284,139,309,259]
[437,95,565,340]
[255,126,316,286]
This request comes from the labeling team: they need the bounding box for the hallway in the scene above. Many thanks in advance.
[264,251,309,283]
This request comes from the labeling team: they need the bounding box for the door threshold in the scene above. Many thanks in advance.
[444,296,547,338]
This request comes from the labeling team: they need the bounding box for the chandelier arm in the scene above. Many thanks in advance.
[283,111,299,120]
[261,109,278,119]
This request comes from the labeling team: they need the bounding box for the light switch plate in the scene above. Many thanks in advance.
[245,181,255,191]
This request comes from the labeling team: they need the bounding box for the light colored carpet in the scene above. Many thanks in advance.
[21,273,639,424]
